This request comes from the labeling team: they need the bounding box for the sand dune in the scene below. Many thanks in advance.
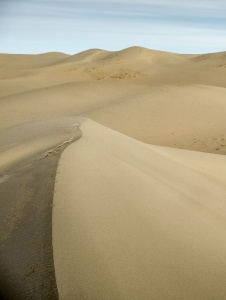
[1,46,226,97]
[1,82,226,154]
[0,117,81,173]
[0,52,68,70]
[53,119,226,300]
[1,46,226,299]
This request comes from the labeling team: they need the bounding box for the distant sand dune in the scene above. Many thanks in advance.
[1,81,226,154]
[1,46,226,97]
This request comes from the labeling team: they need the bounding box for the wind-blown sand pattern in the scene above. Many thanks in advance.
[1,46,226,299]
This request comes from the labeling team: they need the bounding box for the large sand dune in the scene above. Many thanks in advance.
[0,46,226,299]
[1,47,226,154]
[53,119,226,299]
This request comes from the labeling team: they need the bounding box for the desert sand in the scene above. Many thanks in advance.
[0,46,226,299]
[53,119,226,300]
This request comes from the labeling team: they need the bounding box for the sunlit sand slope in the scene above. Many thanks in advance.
[53,119,226,300]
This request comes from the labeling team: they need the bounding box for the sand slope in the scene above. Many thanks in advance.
[1,46,226,299]
[1,47,226,155]
[1,47,226,98]
[53,119,226,300]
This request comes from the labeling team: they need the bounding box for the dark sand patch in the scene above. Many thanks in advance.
[0,132,81,299]
[0,155,59,299]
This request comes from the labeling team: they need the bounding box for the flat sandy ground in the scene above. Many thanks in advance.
[0,46,226,299]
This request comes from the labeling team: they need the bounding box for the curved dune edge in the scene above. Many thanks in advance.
[0,118,82,299]
[0,117,82,175]
[53,119,226,300]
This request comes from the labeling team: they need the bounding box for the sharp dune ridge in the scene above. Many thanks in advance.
[0,46,226,299]
[53,119,226,300]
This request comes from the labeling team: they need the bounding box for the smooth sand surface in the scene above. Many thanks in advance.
[1,46,226,299]
[1,47,226,155]
[0,117,81,173]
[53,119,226,300]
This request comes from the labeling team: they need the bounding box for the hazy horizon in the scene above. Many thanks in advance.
[0,0,226,55]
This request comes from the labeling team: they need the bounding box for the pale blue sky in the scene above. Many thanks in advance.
[0,0,226,54]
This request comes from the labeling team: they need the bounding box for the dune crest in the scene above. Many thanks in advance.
[53,119,226,300]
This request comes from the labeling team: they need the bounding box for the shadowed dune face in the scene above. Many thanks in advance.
[0,153,60,300]
[0,117,82,299]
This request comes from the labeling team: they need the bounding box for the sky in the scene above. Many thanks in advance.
[0,0,226,55]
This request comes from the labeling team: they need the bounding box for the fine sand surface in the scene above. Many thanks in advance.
[53,119,226,300]
[1,46,226,299]
[1,47,226,155]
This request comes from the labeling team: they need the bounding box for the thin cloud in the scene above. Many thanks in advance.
[0,0,225,54]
